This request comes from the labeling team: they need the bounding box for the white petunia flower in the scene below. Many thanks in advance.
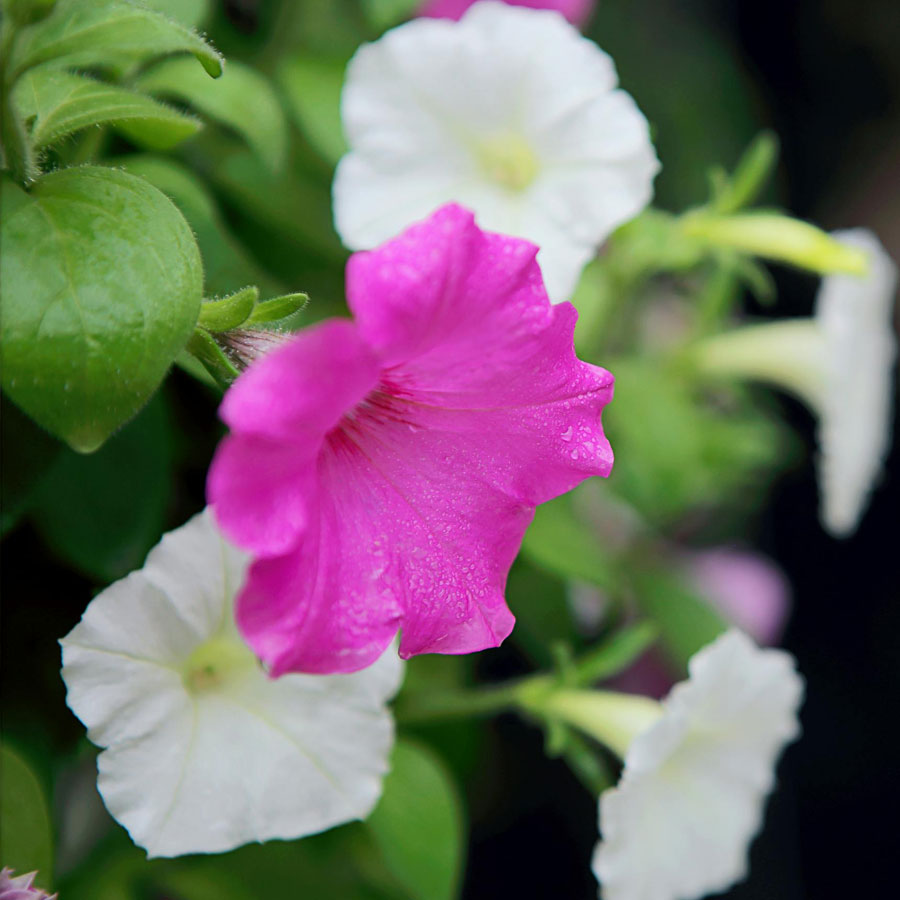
[590,631,802,900]
[814,229,897,536]
[332,1,659,302]
[694,228,897,537]
[60,510,404,858]
[535,631,802,900]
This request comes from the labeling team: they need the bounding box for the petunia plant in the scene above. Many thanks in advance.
[1,1,895,899]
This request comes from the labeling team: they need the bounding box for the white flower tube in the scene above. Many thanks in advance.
[815,229,897,535]
[60,510,404,858]
[333,1,659,302]
[540,630,803,900]
[694,228,897,537]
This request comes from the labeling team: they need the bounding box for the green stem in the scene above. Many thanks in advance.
[0,72,37,185]
[396,680,526,723]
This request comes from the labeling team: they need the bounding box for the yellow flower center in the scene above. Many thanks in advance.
[183,635,258,693]
[477,133,540,192]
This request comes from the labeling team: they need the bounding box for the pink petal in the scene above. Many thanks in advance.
[218,320,379,442]
[208,321,380,556]
[208,434,317,557]
[213,203,615,674]
[418,0,595,27]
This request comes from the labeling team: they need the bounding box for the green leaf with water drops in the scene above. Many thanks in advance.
[107,154,281,297]
[0,167,202,452]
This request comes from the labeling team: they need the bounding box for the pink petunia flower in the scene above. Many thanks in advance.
[0,869,56,900]
[418,0,595,28]
[208,204,614,675]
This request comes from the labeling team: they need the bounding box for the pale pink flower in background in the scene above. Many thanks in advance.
[208,204,615,676]
[0,869,56,900]
[685,547,791,645]
[576,547,792,699]
[418,0,595,27]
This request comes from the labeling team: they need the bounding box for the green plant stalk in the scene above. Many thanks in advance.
[0,62,38,184]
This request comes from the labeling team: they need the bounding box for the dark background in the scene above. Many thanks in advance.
[462,1,900,898]
[2,1,898,898]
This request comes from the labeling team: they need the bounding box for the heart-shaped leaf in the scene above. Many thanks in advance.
[107,154,281,296]
[1,166,202,451]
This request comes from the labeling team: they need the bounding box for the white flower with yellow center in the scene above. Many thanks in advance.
[541,630,803,900]
[60,510,404,858]
[695,228,897,536]
[332,0,659,302]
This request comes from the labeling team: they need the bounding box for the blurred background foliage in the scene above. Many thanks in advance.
[1,1,898,898]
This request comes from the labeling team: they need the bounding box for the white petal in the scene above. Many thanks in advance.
[593,630,803,900]
[61,512,404,857]
[815,228,897,537]
[333,1,658,302]
[97,647,400,857]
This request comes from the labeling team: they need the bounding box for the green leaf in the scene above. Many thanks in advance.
[14,67,202,150]
[279,54,348,165]
[713,130,780,215]
[198,285,259,332]
[0,393,60,534]
[246,291,308,326]
[506,559,579,667]
[107,154,281,297]
[603,359,784,525]
[733,254,777,305]
[204,144,345,263]
[0,166,202,452]
[366,740,465,900]
[632,568,727,672]
[9,0,224,80]
[360,0,419,31]
[2,0,56,27]
[139,0,209,28]
[136,56,287,170]
[522,491,616,588]
[0,743,54,883]
[29,393,172,580]
[571,621,659,686]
